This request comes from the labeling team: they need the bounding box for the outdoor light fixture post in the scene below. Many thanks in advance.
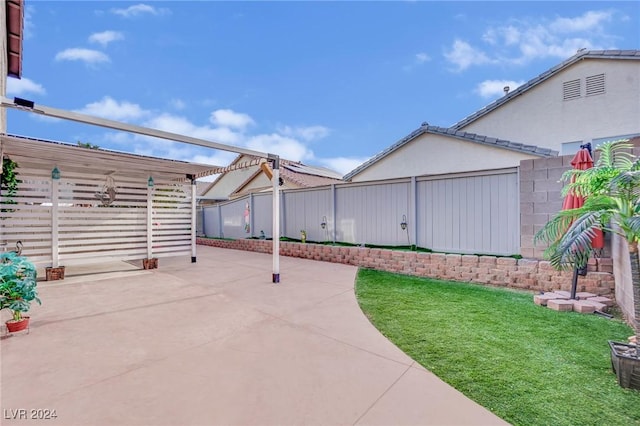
[321,216,327,230]
[400,214,408,230]
[51,166,60,180]
[147,176,154,187]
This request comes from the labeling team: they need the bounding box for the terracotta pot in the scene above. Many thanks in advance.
[6,317,30,333]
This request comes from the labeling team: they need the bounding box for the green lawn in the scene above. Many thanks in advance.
[355,269,640,426]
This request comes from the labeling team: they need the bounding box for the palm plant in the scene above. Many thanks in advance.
[535,140,640,354]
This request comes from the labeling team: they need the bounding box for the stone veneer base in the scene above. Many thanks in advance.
[197,238,615,298]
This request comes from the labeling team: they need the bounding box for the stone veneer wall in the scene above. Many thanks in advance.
[197,238,615,298]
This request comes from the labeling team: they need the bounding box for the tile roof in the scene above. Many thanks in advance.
[343,124,558,181]
[452,49,640,130]
[280,163,343,187]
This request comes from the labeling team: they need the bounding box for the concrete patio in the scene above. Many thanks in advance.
[1,246,507,425]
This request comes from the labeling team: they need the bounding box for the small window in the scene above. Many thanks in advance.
[561,141,584,155]
[586,73,605,96]
[563,79,581,101]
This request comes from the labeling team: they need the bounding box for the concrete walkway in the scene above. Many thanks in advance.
[1,246,508,426]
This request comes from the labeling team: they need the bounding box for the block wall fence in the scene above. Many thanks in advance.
[197,238,615,298]
[198,147,640,300]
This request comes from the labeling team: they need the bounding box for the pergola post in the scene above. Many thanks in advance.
[189,175,197,263]
[51,170,60,267]
[146,177,153,260]
[271,155,280,283]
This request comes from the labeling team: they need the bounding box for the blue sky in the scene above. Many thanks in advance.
[6,1,640,177]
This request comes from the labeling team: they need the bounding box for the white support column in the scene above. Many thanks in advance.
[191,179,197,263]
[51,176,59,267]
[146,182,153,260]
[411,176,418,248]
[331,184,337,244]
[272,156,280,283]
[249,192,254,238]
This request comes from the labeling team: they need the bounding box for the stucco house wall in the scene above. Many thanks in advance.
[612,232,636,327]
[350,132,539,182]
[200,157,260,201]
[459,59,640,154]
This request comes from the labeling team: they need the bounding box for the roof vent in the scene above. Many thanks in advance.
[503,86,510,95]
[586,73,605,96]
[563,79,581,101]
[421,122,429,127]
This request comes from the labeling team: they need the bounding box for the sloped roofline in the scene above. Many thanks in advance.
[200,153,247,196]
[343,125,558,181]
[452,49,640,130]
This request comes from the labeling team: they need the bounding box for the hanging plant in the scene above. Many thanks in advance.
[1,157,20,213]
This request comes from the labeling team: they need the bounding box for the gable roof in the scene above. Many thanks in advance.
[199,154,258,198]
[201,155,343,200]
[452,49,640,130]
[343,124,558,181]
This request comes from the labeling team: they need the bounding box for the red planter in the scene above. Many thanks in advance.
[6,317,30,333]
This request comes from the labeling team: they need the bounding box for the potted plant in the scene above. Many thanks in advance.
[535,140,640,389]
[0,251,41,333]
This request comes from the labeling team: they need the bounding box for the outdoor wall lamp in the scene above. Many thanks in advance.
[51,166,61,180]
[400,215,407,230]
[321,216,327,230]
[147,176,154,187]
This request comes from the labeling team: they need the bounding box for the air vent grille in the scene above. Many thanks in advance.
[586,73,605,96]
[563,79,581,101]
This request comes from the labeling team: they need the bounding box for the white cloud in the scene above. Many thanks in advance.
[146,113,242,145]
[210,109,255,130]
[475,80,526,99]
[6,77,45,96]
[78,104,343,177]
[278,125,330,142]
[55,48,110,64]
[246,134,314,162]
[448,10,620,70]
[318,157,369,176]
[444,40,492,71]
[415,52,431,63]
[170,98,186,110]
[24,5,35,40]
[190,152,238,168]
[549,10,613,33]
[89,30,124,47]
[111,4,170,18]
[76,97,149,121]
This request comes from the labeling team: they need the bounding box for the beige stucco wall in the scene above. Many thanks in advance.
[350,133,538,182]
[239,172,272,193]
[460,59,640,153]
[201,160,260,200]
[612,232,636,327]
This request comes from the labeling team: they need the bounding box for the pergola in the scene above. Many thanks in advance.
[0,97,282,283]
